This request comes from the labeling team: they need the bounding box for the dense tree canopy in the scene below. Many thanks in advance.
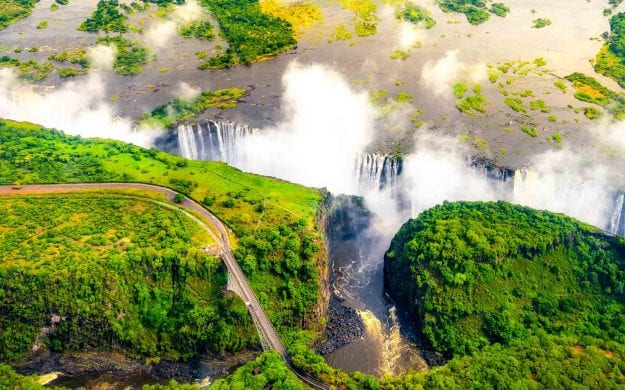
[0,120,326,342]
[385,201,625,357]
[0,193,257,361]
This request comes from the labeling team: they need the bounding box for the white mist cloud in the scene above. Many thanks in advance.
[396,133,619,231]
[397,22,424,50]
[87,44,117,71]
[143,0,204,49]
[420,51,486,97]
[237,61,376,194]
[175,81,201,100]
[401,133,496,216]
[0,69,160,146]
[512,150,615,229]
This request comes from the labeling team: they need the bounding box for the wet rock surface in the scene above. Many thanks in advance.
[317,296,364,355]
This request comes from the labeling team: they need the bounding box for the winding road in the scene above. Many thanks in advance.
[0,183,329,390]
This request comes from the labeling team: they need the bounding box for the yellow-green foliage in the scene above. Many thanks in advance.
[0,0,37,30]
[554,80,568,93]
[504,97,526,113]
[341,0,379,37]
[487,67,500,83]
[529,100,549,113]
[521,124,537,137]
[390,49,411,60]
[260,0,322,36]
[0,56,53,81]
[396,91,414,104]
[328,24,353,42]
[453,82,467,98]
[457,84,487,115]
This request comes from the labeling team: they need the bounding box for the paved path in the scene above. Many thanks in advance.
[0,183,329,389]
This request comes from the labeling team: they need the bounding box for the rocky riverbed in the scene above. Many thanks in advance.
[316,296,365,355]
[12,348,260,388]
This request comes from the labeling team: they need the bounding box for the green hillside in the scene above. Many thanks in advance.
[0,119,327,345]
[385,201,625,356]
[0,192,257,361]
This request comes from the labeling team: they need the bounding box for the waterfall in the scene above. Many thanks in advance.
[609,194,625,236]
[354,153,402,193]
[174,121,256,164]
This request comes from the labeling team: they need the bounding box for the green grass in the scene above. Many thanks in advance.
[389,49,411,60]
[0,120,326,341]
[140,88,247,128]
[584,106,603,120]
[48,48,89,70]
[490,3,509,17]
[487,67,500,83]
[341,0,378,37]
[57,67,88,78]
[594,13,625,88]
[35,20,48,29]
[396,91,414,104]
[328,24,352,42]
[554,80,568,93]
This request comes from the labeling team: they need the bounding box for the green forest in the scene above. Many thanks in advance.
[438,0,509,25]
[198,0,297,68]
[0,119,326,341]
[380,201,625,387]
[77,0,129,33]
[0,193,259,361]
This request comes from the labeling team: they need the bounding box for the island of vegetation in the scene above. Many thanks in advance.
[141,87,247,128]
[198,0,297,69]
[438,0,509,25]
[0,0,37,30]
[77,0,129,33]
